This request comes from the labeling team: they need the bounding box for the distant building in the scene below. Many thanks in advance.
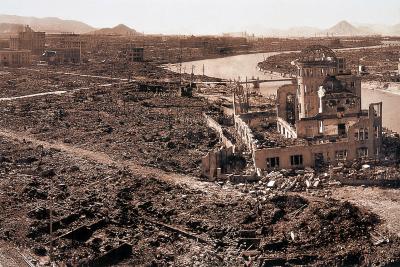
[398,58,400,75]
[0,49,31,67]
[42,48,81,64]
[10,25,45,55]
[124,46,144,62]
[44,33,86,64]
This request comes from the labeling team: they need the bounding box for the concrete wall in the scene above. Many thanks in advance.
[276,84,297,122]
[254,103,382,171]
[201,146,234,179]
[203,113,234,148]
[234,114,256,152]
[277,117,297,138]
[297,64,337,118]
[296,116,360,138]
[254,138,374,170]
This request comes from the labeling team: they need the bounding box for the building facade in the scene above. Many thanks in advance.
[10,25,45,55]
[124,46,144,62]
[234,45,383,171]
[0,49,31,67]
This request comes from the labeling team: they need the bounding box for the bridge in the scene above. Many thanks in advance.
[238,78,295,84]
[193,78,294,86]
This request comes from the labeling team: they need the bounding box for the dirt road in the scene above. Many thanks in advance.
[0,129,240,200]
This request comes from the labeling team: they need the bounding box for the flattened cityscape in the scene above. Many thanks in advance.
[1,8,400,267]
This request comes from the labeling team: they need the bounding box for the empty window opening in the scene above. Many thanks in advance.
[267,157,280,168]
[335,150,348,161]
[338,123,346,136]
[357,147,368,159]
[290,155,303,166]
[314,153,324,167]
[355,128,369,140]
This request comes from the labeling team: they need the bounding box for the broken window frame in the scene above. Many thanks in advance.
[355,128,369,141]
[357,147,369,159]
[290,155,303,167]
[335,150,348,161]
[266,157,280,169]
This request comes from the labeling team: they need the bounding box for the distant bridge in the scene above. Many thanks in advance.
[238,78,295,84]
[193,78,294,86]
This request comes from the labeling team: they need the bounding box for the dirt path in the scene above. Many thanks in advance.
[0,129,240,199]
[332,186,400,237]
[19,67,130,82]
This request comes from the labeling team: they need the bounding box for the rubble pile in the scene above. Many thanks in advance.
[253,127,307,149]
[1,137,399,266]
[0,69,106,98]
[33,61,220,83]
[0,81,221,176]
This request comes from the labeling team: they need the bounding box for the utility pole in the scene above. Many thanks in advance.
[179,39,183,85]
[190,65,195,87]
[49,176,54,264]
[79,40,82,65]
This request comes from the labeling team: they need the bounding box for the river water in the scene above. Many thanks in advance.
[174,51,400,132]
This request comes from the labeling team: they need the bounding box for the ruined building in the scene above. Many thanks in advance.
[10,25,45,55]
[122,45,144,62]
[235,45,382,170]
[44,33,87,64]
[0,49,31,67]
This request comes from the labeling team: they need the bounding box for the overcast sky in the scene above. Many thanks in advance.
[1,0,400,34]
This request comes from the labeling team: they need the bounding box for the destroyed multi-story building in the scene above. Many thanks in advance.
[0,49,31,66]
[44,33,87,64]
[10,25,45,55]
[235,45,383,170]
[123,45,144,62]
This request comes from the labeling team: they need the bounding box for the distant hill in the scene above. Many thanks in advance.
[0,14,96,34]
[322,20,365,36]
[246,20,400,37]
[89,24,142,36]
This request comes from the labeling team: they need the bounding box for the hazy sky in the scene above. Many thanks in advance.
[1,0,400,34]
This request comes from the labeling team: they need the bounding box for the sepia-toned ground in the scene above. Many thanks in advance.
[1,62,400,266]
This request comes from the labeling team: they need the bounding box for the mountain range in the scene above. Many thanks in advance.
[0,14,96,34]
[244,20,400,37]
[89,24,143,36]
[0,14,143,37]
[0,14,399,37]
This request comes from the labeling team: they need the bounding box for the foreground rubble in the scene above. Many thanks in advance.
[1,135,400,266]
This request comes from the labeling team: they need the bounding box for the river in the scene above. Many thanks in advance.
[173,51,400,133]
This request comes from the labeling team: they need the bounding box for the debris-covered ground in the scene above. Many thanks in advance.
[1,136,400,266]
[0,68,111,98]
[0,69,221,176]
[1,53,400,266]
